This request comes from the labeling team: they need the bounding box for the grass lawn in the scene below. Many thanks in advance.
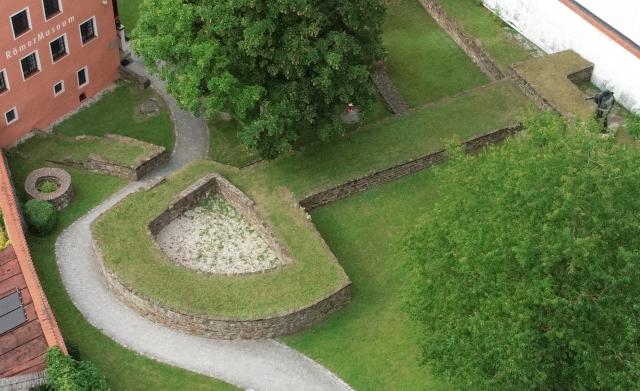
[118,0,144,31]
[208,117,260,168]
[54,83,175,152]
[93,160,350,318]
[260,80,531,197]
[284,168,450,390]
[8,134,154,169]
[437,0,535,69]
[208,96,390,168]
[384,0,487,107]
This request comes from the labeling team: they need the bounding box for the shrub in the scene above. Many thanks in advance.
[24,199,57,236]
[0,214,10,251]
[626,113,640,139]
[37,179,59,193]
[45,348,106,391]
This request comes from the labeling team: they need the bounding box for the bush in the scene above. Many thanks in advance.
[626,113,640,139]
[45,348,106,391]
[24,199,57,236]
[0,215,10,251]
[38,179,59,193]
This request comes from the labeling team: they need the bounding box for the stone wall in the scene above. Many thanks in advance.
[370,66,411,115]
[506,66,558,113]
[95,249,351,339]
[95,172,352,339]
[119,66,151,89]
[418,0,505,81]
[55,135,169,181]
[299,124,523,211]
[483,0,640,113]
[24,167,74,210]
[148,173,293,269]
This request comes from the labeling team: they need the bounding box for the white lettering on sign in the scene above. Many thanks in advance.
[4,16,76,60]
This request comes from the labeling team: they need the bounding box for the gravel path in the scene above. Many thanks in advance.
[54,57,353,391]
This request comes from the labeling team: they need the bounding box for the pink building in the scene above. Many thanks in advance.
[0,0,122,146]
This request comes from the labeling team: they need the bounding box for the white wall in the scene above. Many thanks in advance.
[483,0,640,113]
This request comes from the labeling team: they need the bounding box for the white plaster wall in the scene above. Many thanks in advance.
[483,0,640,113]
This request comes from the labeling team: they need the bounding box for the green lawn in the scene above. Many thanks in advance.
[208,117,261,168]
[261,80,531,197]
[8,134,153,168]
[54,83,175,152]
[384,0,487,107]
[285,168,450,390]
[118,0,144,31]
[436,0,535,69]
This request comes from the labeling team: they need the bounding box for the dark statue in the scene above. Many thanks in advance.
[586,90,615,132]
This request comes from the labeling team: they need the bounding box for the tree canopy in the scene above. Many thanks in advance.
[133,0,386,159]
[406,114,640,390]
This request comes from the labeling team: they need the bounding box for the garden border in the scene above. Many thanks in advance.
[299,124,523,211]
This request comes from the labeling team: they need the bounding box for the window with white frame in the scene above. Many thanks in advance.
[50,35,68,62]
[20,52,40,79]
[77,67,89,87]
[10,9,31,38]
[53,81,64,96]
[0,71,8,94]
[43,0,62,19]
[5,108,18,125]
[79,17,97,44]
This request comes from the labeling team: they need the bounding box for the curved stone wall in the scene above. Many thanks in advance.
[94,172,352,339]
[24,167,74,210]
[147,173,293,274]
[95,247,351,339]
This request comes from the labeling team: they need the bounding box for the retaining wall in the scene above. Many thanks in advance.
[300,124,523,211]
[483,0,640,113]
[418,0,505,81]
[94,173,352,339]
[55,135,169,181]
[148,173,293,271]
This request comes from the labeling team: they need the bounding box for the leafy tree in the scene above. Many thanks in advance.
[45,348,106,391]
[133,0,386,158]
[405,113,640,390]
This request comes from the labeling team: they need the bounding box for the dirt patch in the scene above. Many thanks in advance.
[156,194,282,275]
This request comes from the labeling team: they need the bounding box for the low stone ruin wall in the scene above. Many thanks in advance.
[299,124,523,211]
[148,173,293,267]
[370,66,411,115]
[95,251,352,339]
[55,135,169,181]
[418,0,505,81]
[95,173,353,339]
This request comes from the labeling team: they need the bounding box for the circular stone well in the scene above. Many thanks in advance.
[25,167,74,209]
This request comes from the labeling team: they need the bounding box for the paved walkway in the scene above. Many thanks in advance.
[54,59,353,391]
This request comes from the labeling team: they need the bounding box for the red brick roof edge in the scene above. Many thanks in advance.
[0,150,66,355]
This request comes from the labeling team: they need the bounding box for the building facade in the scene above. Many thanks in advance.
[483,0,640,113]
[0,0,121,146]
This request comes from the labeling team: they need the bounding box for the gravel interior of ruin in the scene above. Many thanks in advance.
[156,194,282,274]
